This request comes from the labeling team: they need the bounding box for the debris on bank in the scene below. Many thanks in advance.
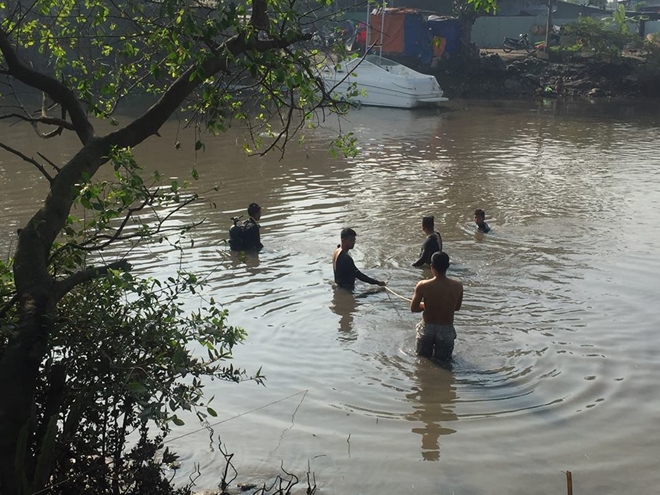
[430,53,660,99]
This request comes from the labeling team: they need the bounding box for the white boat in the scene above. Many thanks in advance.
[319,54,448,109]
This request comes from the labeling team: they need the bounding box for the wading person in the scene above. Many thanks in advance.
[410,252,463,361]
[229,202,263,251]
[243,202,264,251]
[412,215,443,267]
[474,208,491,233]
[332,228,387,290]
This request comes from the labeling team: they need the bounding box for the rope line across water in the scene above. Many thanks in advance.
[384,286,412,303]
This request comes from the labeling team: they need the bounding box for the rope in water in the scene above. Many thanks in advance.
[384,286,412,303]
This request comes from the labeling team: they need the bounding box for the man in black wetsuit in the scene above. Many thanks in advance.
[243,202,264,250]
[332,228,386,290]
[474,209,491,233]
[412,215,443,267]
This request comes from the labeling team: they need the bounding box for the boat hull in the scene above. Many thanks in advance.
[320,56,448,109]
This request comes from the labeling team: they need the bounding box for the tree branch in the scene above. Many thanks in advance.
[250,0,270,32]
[0,26,94,145]
[53,260,132,302]
[0,113,75,131]
[50,192,200,260]
[107,31,312,151]
[36,153,61,174]
[0,141,53,182]
[78,193,154,249]
[39,98,68,139]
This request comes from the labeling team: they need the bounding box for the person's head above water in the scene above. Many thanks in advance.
[339,227,357,250]
[473,208,491,233]
[431,251,449,274]
[340,227,357,239]
[248,202,262,220]
[422,215,434,232]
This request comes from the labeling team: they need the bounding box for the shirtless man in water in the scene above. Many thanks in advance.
[410,251,463,360]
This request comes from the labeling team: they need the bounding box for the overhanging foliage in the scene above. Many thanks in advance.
[0,0,356,493]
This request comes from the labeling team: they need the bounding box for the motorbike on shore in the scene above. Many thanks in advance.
[502,33,534,53]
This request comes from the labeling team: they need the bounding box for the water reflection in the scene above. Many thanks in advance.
[331,287,358,338]
[405,360,457,461]
[330,286,386,340]
[228,250,261,270]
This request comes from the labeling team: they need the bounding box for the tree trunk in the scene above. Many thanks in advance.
[545,0,553,54]
[460,16,477,60]
[0,142,107,495]
[0,291,54,494]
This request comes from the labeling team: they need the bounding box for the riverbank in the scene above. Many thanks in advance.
[431,51,660,99]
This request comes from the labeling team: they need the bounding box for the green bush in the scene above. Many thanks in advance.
[561,17,640,59]
[1,251,258,494]
[643,33,660,66]
[55,270,254,492]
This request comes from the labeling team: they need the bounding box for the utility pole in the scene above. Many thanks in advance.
[545,0,553,53]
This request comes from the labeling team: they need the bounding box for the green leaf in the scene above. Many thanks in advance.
[207,407,218,417]
[127,381,147,394]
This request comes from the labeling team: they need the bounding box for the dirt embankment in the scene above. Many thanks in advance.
[430,51,660,99]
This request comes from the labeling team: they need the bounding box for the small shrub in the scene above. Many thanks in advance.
[1,253,260,494]
[561,17,640,59]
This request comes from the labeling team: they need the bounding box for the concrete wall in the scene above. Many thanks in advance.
[473,16,655,48]
[644,20,660,36]
[472,16,574,48]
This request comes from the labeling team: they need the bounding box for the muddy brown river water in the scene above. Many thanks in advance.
[1,99,659,494]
